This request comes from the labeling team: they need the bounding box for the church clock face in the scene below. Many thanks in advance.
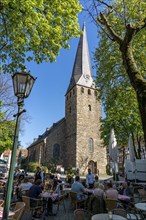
[83,74,90,81]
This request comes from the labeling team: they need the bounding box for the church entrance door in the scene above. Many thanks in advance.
[88,160,97,174]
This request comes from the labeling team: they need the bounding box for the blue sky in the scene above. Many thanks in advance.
[20,10,100,147]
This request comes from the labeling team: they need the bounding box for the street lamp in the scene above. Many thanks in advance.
[3,71,36,220]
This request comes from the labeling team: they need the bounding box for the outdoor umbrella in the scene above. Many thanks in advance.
[109,128,119,178]
[128,134,136,181]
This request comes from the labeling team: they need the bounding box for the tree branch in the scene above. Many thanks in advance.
[99,12,123,44]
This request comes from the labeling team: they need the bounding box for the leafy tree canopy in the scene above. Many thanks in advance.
[95,34,143,148]
[85,0,146,146]
[0,101,15,153]
[1,0,82,73]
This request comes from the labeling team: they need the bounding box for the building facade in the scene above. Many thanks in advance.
[27,25,106,174]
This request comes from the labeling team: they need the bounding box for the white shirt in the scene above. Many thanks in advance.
[19,182,32,191]
[86,173,95,185]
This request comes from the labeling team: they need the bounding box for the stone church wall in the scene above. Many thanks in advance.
[45,119,66,167]
[76,85,106,174]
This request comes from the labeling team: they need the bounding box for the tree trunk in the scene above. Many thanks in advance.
[136,91,146,149]
[121,43,146,148]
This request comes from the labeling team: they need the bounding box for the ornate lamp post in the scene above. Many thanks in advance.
[3,72,36,220]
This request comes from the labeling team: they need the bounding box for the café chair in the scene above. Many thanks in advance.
[74,209,92,220]
[87,195,106,215]
[69,192,86,209]
[22,196,43,219]
[112,208,127,218]
[53,194,66,214]
[126,202,143,220]
[0,200,4,207]
[105,198,118,211]
[10,202,25,220]
[138,189,146,201]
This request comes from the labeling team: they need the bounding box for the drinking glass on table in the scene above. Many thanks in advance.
[108,211,113,220]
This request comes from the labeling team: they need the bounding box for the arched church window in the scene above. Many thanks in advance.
[88,138,94,153]
[88,105,91,111]
[53,144,60,160]
[81,87,84,93]
[88,89,91,95]
[73,89,75,95]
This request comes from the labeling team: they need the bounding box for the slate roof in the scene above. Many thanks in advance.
[28,117,65,148]
[66,23,94,93]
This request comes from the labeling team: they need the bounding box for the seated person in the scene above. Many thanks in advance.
[65,174,74,187]
[87,183,106,214]
[119,182,132,197]
[29,179,43,204]
[29,179,43,218]
[71,176,87,200]
[118,182,132,209]
[46,179,59,216]
[94,175,99,188]
[19,177,33,193]
[105,182,118,200]
[94,183,106,199]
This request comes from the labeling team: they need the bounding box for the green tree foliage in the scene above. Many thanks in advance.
[95,35,143,151]
[85,0,146,148]
[0,101,15,153]
[0,0,82,73]
[28,161,48,173]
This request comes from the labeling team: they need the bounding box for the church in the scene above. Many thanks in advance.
[27,25,106,175]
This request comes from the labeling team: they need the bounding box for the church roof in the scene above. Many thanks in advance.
[66,24,94,93]
[28,117,65,148]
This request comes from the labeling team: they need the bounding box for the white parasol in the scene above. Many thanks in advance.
[109,128,118,174]
[128,134,136,181]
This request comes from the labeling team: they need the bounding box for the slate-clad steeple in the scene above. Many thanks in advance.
[66,24,94,93]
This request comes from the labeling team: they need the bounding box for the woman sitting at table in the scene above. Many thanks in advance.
[87,183,106,214]
[94,183,106,199]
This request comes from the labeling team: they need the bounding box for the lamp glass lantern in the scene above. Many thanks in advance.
[12,71,36,99]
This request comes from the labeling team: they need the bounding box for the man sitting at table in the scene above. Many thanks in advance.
[29,179,43,218]
[119,181,133,197]
[71,176,87,200]
[105,182,118,199]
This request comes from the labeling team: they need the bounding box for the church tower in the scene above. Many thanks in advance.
[65,24,106,174]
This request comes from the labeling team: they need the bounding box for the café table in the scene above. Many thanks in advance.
[63,187,72,193]
[41,192,58,202]
[118,194,130,201]
[135,202,146,211]
[91,213,127,220]
[41,191,58,216]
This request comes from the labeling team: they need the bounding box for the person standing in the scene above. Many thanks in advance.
[86,169,95,189]
[34,166,44,182]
